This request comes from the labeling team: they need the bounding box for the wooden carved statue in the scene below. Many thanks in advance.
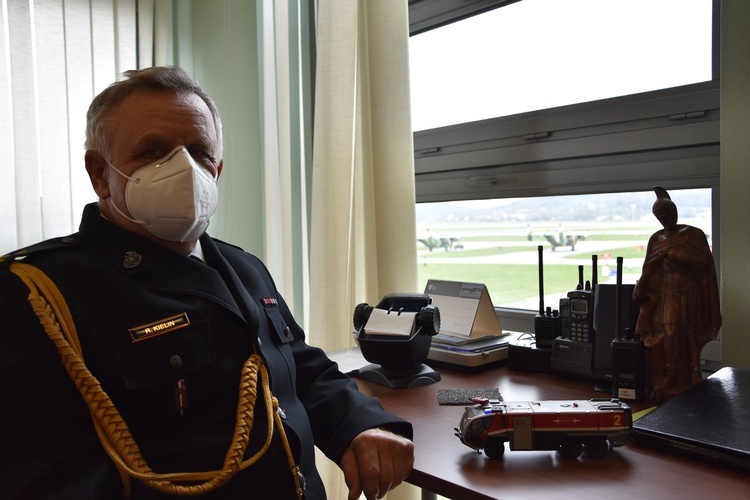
[632,186,722,403]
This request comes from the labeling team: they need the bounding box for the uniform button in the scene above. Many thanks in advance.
[284,326,291,338]
[169,355,183,369]
[257,338,263,348]
[278,407,286,419]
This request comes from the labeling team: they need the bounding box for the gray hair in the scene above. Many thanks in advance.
[85,66,223,157]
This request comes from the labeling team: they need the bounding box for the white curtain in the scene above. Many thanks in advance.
[258,0,312,326]
[309,0,419,350]
[0,0,146,256]
[309,1,420,499]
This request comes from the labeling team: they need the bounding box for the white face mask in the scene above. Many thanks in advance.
[107,146,219,242]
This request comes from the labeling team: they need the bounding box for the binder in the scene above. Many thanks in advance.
[632,367,750,472]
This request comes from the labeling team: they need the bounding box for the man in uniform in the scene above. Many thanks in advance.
[0,66,413,499]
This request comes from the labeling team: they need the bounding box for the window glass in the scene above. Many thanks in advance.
[416,189,712,311]
[409,0,713,132]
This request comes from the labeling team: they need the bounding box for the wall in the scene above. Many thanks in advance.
[173,0,265,259]
[720,0,750,367]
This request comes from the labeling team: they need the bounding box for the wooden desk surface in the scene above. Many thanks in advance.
[332,349,750,500]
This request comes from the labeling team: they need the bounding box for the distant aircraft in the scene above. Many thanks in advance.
[543,233,586,251]
[418,236,463,252]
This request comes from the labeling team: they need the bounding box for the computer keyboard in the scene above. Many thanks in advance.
[432,334,474,345]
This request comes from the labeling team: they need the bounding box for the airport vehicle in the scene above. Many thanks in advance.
[455,397,631,459]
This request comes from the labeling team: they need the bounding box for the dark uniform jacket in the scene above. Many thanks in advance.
[0,203,412,499]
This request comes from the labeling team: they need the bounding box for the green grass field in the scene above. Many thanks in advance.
[418,263,574,305]
[416,232,652,306]
[419,243,648,261]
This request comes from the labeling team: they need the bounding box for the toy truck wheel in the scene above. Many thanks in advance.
[483,438,505,460]
[584,438,610,459]
[559,438,583,458]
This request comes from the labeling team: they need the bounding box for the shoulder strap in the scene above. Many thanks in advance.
[1,235,80,269]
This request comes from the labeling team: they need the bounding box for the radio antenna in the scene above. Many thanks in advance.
[577,265,584,290]
[592,254,598,290]
[615,256,623,340]
[538,245,545,315]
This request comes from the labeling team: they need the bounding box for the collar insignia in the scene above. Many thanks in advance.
[123,251,142,269]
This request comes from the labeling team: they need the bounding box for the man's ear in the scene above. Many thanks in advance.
[216,160,223,180]
[85,150,110,199]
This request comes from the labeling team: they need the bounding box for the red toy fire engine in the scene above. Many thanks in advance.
[455,397,632,459]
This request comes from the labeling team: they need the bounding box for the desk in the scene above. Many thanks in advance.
[331,349,750,500]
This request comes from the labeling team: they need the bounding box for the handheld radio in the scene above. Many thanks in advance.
[611,256,646,401]
[566,259,596,343]
[534,245,561,349]
[550,256,598,379]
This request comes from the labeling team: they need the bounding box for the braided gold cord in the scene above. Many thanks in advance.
[10,262,303,499]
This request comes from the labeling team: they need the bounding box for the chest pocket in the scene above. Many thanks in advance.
[115,319,217,390]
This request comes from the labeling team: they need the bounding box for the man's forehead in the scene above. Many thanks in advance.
[116,89,211,116]
[113,91,216,135]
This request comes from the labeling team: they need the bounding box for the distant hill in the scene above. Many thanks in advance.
[416,190,711,224]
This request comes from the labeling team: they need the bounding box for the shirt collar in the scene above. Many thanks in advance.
[189,239,206,262]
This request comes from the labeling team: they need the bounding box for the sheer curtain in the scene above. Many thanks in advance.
[258,0,312,326]
[309,0,419,350]
[309,1,420,499]
[0,0,144,256]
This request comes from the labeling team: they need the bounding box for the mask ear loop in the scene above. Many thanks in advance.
[107,197,149,228]
[101,156,152,228]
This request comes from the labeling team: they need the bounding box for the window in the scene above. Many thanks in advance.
[410,0,714,132]
[417,188,713,312]
[409,0,719,324]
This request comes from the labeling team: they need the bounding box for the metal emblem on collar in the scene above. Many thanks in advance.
[123,251,142,269]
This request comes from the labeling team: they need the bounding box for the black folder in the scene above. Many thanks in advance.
[631,367,750,471]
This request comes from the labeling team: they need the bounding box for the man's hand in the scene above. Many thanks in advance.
[340,428,415,500]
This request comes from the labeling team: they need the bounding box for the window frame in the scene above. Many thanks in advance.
[414,81,720,202]
[408,0,521,35]
[408,0,722,355]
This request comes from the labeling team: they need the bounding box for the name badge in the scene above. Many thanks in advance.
[129,313,190,343]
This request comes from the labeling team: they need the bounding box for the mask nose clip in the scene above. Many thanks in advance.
[156,147,188,168]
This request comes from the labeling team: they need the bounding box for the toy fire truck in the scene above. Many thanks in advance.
[455,397,632,459]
